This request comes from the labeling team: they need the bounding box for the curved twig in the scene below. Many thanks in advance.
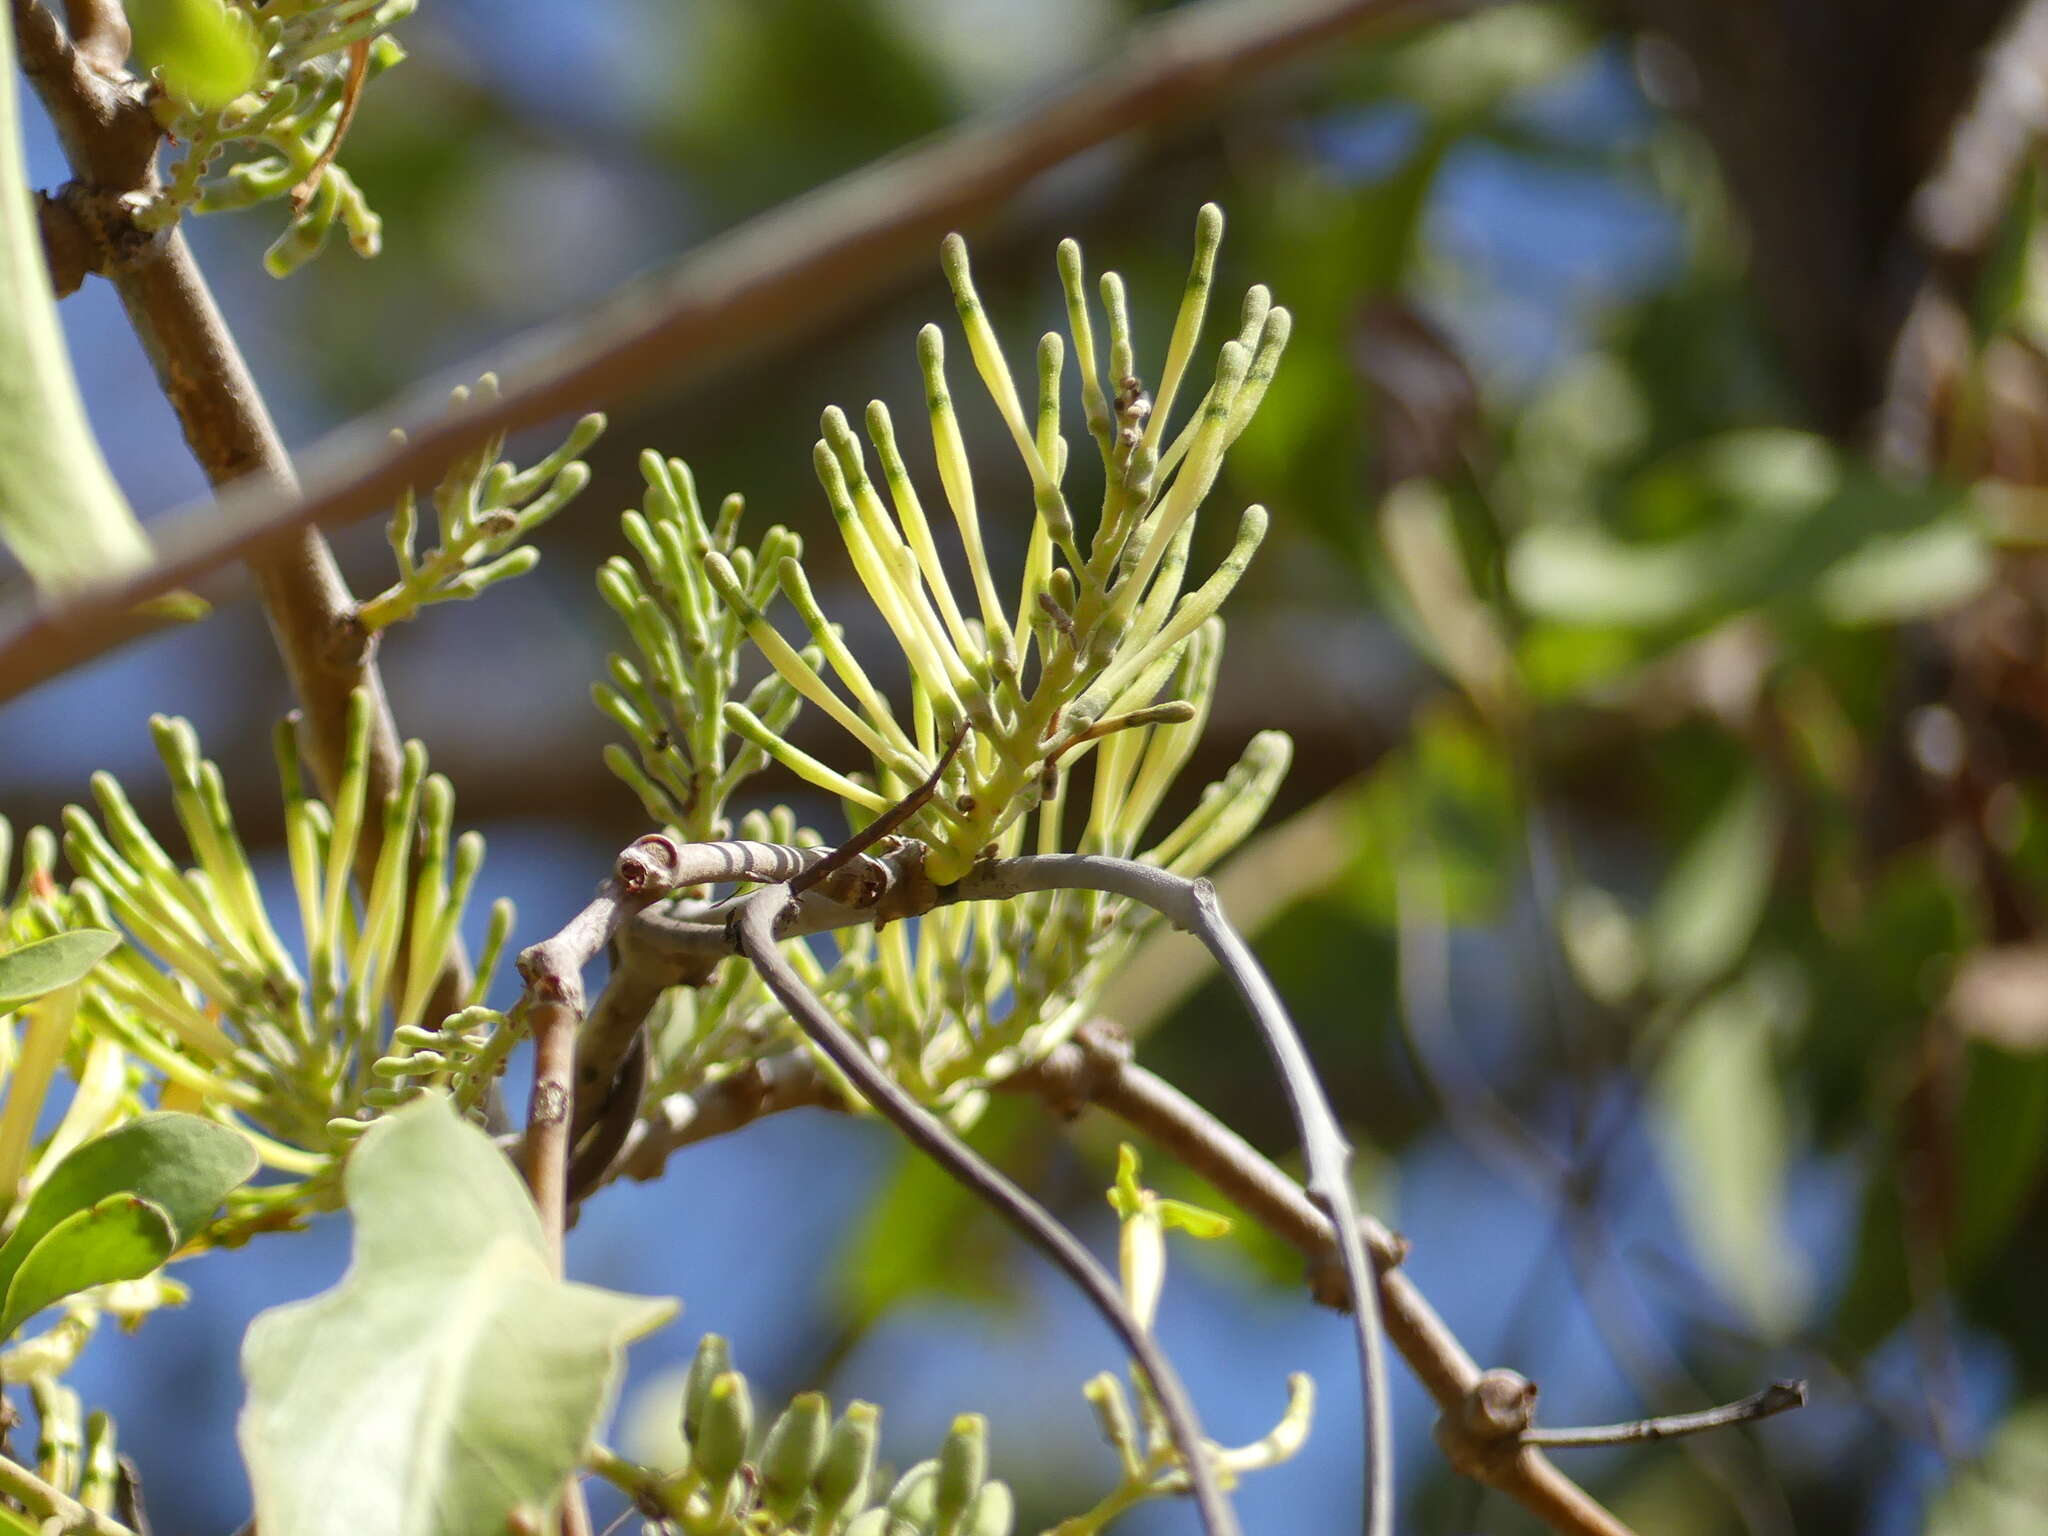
[963,854,1393,1536]
[731,883,1242,1536]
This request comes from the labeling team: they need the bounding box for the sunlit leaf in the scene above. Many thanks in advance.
[1816,520,1991,625]
[239,1095,676,1536]
[0,1112,256,1317]
[0,1193,175,1337]
[0,17,155,594]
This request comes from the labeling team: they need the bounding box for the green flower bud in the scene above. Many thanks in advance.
[680,1334,731,1446]
[933,1414,987,1536]
[885,1458,938,1534]
[689,1371,752,1493]
[759,1391,831,1520]
[963,1481,1014,1536]
[813,1400,881,1527]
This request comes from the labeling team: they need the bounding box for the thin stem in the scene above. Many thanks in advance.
[0,1449,137,1536]
[731,885,1241,1536]
[1523,1382,1808,1450]
[0,0,1464,701]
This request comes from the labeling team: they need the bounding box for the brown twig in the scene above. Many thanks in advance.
[58,0,127,75]
[512,836,690,1261]
[11,0,472,1012]
[0,0,1467,701]
[289,37,370,211]
[555,820,1648,1536]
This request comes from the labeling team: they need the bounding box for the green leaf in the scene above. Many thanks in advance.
[126,0,261,109]
[1815,519,1991,625]
[833,1098,1028,1325]
[0,20,154,596]
[239,1094,677,1536]
[0,930,119,1011]
[0,1193,176,1336]
[1648,769,1778,994]
[0,1112,257,1319]
[1652,964,1810,1336]
[1928,1399,2048,1536]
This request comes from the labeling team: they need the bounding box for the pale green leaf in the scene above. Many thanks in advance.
[1653,965,1810,1337]
[1648,770,1778,994]
[1817,520,1992,625]
[239,1095,677,1536]
[0,930,119,1011]
[0,21,153,595]
[0,1192,175,1336]
[1508,525,1713,628]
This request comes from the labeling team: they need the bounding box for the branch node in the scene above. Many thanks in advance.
[1434,1370,1538,1482]
[617,833,685,894]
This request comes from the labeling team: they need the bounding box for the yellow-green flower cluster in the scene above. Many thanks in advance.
[362,376,604,632]
[143,1,415,276]
[595,211,1295,1104]
[49,696,512,1198]
[721,205,1287,883]
[596,457,812,844]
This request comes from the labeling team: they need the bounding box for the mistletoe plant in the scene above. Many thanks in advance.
[0,3,1795,1535]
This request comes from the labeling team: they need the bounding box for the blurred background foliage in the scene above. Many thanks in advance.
[10,0,2048,1531]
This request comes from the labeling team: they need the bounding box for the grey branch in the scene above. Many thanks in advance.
[927,854,1394,1536]
[1523,1381,1810,1450]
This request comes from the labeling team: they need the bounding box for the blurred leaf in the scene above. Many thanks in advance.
[0,22,154,597]
[832,1098,1029,1324]
[240,1095,676,1536]
[1653,962,1809,1336]
[1511,430,1964,643]
[0,1193,175,1338]
[1380,480,1516,714]
[664,0,950,215]
[1349,702,1521,924]
[1927,1399,2048,1536]
[1510,523,1713,627]
[1388,5,1591,119]
[1952,1041,2048,1274]
[1648,768,1778,993]
[1835,1040,2048,1354]
[127,0,260,109]
[1815,519,1991,625]
[0,1112,256,1322]
[0,930,118,1011]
